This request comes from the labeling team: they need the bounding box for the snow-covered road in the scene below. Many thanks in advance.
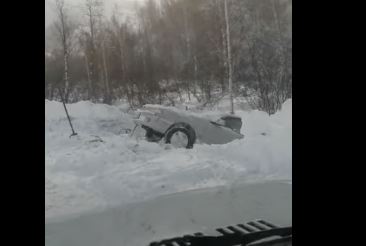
[46,181,292,246]
[45,99,292,222]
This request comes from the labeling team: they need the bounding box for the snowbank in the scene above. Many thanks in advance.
[45,99,292,222]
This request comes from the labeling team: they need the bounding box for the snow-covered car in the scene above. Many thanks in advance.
[133,105,244,148]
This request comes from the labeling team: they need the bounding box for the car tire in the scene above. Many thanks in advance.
[165,124,196,149]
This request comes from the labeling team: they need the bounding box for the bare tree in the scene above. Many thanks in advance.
[99,24,112,104]
[236,0,291,114]
[77,31,93,100]
[83,0,104,101]
[110,14,133,106]
[224,0,234,114]
[53,0,75,102]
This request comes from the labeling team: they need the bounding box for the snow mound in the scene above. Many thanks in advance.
[45,99,292,222]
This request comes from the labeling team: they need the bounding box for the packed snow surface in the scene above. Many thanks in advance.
[45,99,292,222]
[45,181,291,246]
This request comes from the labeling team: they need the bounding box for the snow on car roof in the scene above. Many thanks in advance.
[142,104,242,121]
[142,104,210,118]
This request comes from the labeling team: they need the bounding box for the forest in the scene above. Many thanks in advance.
[45,0,292,114]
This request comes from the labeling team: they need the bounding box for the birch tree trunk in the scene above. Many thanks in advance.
[224,0,234,114]
[183,3,191,101]
[101,39,111,104]
[84,54,92,100]
[217,0,227,94]
[55,0,71,103]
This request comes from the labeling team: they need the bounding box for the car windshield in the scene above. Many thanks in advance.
[45,0,292,245]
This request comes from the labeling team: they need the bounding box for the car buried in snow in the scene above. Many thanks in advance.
[132,105,244,148]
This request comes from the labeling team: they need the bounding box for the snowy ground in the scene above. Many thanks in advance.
[45,181,291,246]
[45,98,292,222]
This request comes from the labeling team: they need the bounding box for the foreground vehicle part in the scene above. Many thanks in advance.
[149,219,291,246]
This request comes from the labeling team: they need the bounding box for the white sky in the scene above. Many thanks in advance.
[45,0,146,28]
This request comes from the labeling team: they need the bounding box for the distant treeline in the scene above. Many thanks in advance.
[45,0,292,114]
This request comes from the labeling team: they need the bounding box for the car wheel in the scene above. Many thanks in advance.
[165,126,195,149]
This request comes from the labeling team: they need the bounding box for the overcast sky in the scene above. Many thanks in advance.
[45,0,146,28]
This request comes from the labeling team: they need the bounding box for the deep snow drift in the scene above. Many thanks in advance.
[45,99,292,222]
